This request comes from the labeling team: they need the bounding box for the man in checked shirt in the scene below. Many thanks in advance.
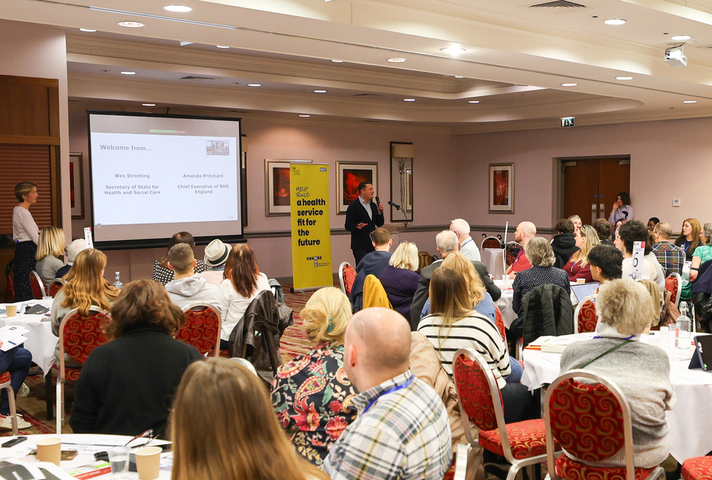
[322,308,452,480]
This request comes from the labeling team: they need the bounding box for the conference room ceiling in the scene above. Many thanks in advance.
[5,0,712,132]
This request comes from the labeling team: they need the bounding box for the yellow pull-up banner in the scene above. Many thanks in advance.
[290,163,333,291]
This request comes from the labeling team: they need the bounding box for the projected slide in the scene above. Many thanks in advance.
[89,113,242,246]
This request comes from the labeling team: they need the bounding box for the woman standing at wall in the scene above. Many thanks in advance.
[12,182,39,301]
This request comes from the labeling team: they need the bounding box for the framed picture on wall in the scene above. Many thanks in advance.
[336,162,378,214]
[489,163,514,213]
[70,152,84,219]
[264,159,312,216]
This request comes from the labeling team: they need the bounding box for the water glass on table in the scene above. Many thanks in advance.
[109,446,130,477]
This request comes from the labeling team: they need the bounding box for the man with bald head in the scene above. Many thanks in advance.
[322,308,452,480]
[507,221,537,279]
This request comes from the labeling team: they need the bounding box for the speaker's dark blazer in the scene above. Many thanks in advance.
[344,199,384,252]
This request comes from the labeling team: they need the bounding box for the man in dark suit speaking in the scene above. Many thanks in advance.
[344,182,384,265]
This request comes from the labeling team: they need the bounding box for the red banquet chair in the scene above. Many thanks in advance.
[453,348,558,480]
[178,303,221,357]
[574,294,597,333]
[48,279,64,297]
[339,262,356,296]
[682,456,712,480]
[29,271,46,299]
[544,369,665,480]
[494,306,507,341]
[666,273,682,309]
[482,235,502,250]
[505,242,522,267]
[56,306,111,433]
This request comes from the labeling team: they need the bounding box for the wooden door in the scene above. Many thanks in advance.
[563,157,630,224]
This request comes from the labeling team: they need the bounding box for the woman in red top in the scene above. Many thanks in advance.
[563,224,600,283]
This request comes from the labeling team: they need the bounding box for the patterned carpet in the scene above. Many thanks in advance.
[3,283,322,437]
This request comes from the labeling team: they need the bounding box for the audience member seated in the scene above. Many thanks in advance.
[560,279,677,469]
[54,238,86,279]
[0,344,32,430]
[613,218,626,237]
[200,238,230,286]
[617,221,665,293]
[551,218,578,268]
[70,279,203,436]
[682,223,712,300]
[563,224,600,283]
[653,222,685,276]
[379,241,420,324]
[450,218,481,262]
[588,244,623,285]
[593,218,614,246]
[512,237,570,318]
[152,232,208,285]
[648,216,660,232]
[410,230,499,327]
[171,358,329,480]
[272,287,358,466]
[51,249,119,364]
[323,307,452,480]
[35,226,65,286]
[419,269,534,423]
[608,191,634,225]
[349,227,392,311]
[675,218,701,262]
[507,221,537,278]
[165,243,222,310]
[218,244,271,349]
[568,214,582,235]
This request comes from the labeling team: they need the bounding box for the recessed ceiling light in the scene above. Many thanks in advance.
[142,103,156,107]
[314,89,327,93]
[163,5,192,12]
[468,100,480,104]
[561,83,578,87]
[120,71,136,75]
[216,45,230,49]
[616,76,634,80]
[683,100,697,104]
[117,21,145,28]
[299,114,311,117]
[247,83,262,87]
[672,35,692,41]
[404,98,415,102]
[387,57,407,63]
[455,76,464,79]
[441,46,466,55]
[331,59,344,63]
[79,28,96,32]
[604,18,626,25]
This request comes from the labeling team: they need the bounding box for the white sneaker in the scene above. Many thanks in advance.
[0,414,31,430]
[17,383,29,398]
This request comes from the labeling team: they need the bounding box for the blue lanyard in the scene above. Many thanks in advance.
[593,335,635,340]
[684,240,691,252]
[362,375,415,414]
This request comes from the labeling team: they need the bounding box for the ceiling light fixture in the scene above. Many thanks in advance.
[665,44,688,67]
[387,57,407,63]
[314,89,327,93]
[455,76,464,79]
[331,59,344,63]
[561,83,578,87]
[247,83,262,87]
[163,5,192,12]
[616,76,633,80]
[299,114,311,117]
[117,21,145,28]
[672,35,691,41]
[468,100,480,104]
[404,98,415,102]
[79,28,96,32]
[216,45,230,49]
[604,18,626,25]
[441,46,466,55]
[120,71,137,75]
[142,103,156,106]
[683,100,697,103]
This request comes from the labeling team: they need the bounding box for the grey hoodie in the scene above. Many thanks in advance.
[165,274,223,311]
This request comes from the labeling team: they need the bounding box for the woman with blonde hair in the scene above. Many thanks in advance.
[272,287,357,465]
[50,248,119,339]
[379,242,421,326]
[174,359,329,480]
[35,226,65,286]
[418,268,535,423]
[218,244,271,348]
[675,218,702,262]
[563,224,600,283]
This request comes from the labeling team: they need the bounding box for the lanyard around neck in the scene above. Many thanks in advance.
[363,375,415,414]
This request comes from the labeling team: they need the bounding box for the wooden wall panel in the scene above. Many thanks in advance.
[0,76,57,138]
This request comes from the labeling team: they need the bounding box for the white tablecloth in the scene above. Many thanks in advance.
[483,248,506,279]
[521,332,712,462]
[0,299,57,376]
[0,434,172,479]
[493,280,581,330]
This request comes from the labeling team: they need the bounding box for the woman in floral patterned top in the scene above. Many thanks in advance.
[272,287,358,466]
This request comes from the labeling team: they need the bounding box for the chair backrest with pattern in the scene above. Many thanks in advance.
[494,306,506,340]
[58,307,110,376]
[48,280,64,297]
[178,303,221,356]
[29,271,46,299]
[342,263,356,295]
[574,295,597,334]
[505,242,522,266]
[452,349,503,432]
[481,236,502,250]
[545,370,631,466]
[666,273,681,308]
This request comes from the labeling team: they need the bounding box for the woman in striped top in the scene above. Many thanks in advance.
[417,267,536,424]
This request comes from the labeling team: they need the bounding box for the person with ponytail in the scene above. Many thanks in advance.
[271,287,358,466]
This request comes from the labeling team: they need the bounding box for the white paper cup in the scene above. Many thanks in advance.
[134,446,162,480]
[36,437,61,466]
